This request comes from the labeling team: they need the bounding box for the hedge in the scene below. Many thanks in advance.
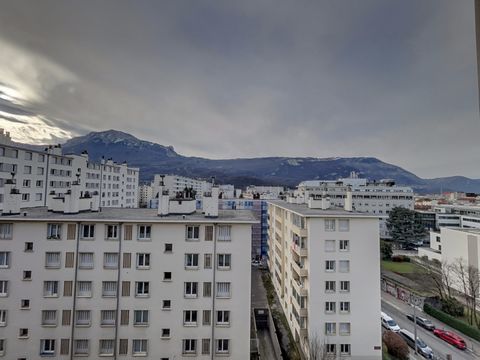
[424,303,480,341]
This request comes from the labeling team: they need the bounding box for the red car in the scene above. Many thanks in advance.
[433,329,467,350]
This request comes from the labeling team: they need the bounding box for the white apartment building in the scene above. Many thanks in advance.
[0,131,139,210]
[267,195,382,359]
[0,183,255,359]
[244,186,284,200]
[294,177,414,238]
[138,184,154,207]
[152,175,211,200]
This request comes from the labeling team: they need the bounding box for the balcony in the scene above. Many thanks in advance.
[292,295,308,317]
[291,224,307,237]
[291,260,308,277]
[291,243,308,257]
[292,278,308,296]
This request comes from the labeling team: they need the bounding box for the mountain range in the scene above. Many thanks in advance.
[17,130,480,194]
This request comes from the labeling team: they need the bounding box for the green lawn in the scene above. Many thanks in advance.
[381,260,424,274]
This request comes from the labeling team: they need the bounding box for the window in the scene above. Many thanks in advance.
[164,243,172,253]
[339,240,350,251]
[81,224,95,239]
[163,272,172,281]
[203,282,212,297]
[136,253,150,269]
[42,310,57,327]
[137,225,151,240]
[119,339,128,355]
[19,328,28,338]
[123,253,131,268]
[79,253,94,269]
[325,260,335,272]
[0,339,4,356]
[40,339,56,356]
[183,310,198,326]
[43,281,58,297]
[75,310,91,326]
[135,282,150,297]
[184,282,198,298]
[217,225,231,241]
[0,224,12,239]
[132,339,148,356]
[325,240,335,252]
[0,310,6,326]
[74,339,89,355]
[45,252,61,268]
[60,338,69,355]
[25,152,32,160]
[205,225,213,241]
[122,281,130,296]
[23,165,31,174]
[203,310,211,325]
[325,322,336,335]
[134,310,149,326]
[216,310,230,326]
[216,282,231,298]
[340,344,351,355]
[120,310,129,325]
[101,310,116,326]
[182,339,197,355]
[185,253,199,268]
[103,253,119,269]
[216,339,230,354]
[325,219,335,231]
[22,179,31,187]
[47,224,61,239]
[340,302,350,313]
[202,339,210,355]
[77,281,92,297]
[21,299,30,309]
[102,281,117,297]
[24,242,33,251]
[161,328,170,338]
[339,260,350,273]
[63,281,73,296]
[21,193,30,202]
[99,339,114,356]
[217,254,231,269]
[325,281,335,293]
[339,219,350,231]
[105,225,118,239]
[204,253,212,269]
[339,322,351,335]
[326,344,336,355]
[186,225,199,241]
[325,302,336,314]
[36,180,43,187]
[340,281,350,292]
[36,193,43,201]
[37,166,44,175]
[0,281,7,297]
[0,252,9,268]
[67,224,76,240]
[162,300,171,310]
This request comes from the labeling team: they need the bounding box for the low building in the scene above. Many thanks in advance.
[267,194,382,359]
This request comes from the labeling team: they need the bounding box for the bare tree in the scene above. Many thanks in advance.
[308,332,330,360]
[418,258,453,300]
[451,258,480,326]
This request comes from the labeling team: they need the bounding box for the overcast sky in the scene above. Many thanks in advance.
[0,0,478,178]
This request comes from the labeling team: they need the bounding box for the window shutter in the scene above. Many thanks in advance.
[121,281,130,297]
[67,224,76,240]
[60,338,70,355]
[65,252,75,268]
[63,281,73,296]
[202,310,211,325]
[205,225,213,241]
[123,253,131,268]
[120,310,129,325]
[62,310,71,326]
[119,339,128,355]
[124,225,132,240]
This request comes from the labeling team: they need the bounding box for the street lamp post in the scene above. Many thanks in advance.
[413,302,418,356]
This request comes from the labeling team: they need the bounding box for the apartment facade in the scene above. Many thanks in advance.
[295,177,414,238]
[0,189,255,358]
[267,199,381,359]
[152,175,211,199]
[0,133,139,210]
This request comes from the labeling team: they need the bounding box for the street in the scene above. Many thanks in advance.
[382,294,478,360]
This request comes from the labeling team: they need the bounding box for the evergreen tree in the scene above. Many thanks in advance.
[386,207,426,246]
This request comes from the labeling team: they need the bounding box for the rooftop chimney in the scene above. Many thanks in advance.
[157,175,169,216]
[203,186,219,217]
[344,186,353,212]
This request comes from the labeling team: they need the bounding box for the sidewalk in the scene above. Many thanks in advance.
[382,292,480,355]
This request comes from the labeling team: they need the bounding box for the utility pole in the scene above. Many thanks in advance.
[413,302,418,356]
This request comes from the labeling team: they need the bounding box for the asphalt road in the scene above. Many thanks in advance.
[382,300,477,360]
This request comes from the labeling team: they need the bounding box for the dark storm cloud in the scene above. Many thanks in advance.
[0,0,478,177]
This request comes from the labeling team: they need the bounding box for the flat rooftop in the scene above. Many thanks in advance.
[267,200,379,218]
[448,227,480,235]
[1,207,258,224]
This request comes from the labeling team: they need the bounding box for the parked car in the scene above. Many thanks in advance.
[381,312,400,332]
[398,329,434,359]
[433,329,467,350]
[406,314,435,331]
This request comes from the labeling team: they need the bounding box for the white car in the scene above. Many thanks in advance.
[381,311,400,332]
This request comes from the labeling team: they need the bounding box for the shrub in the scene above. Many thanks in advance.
[391,255,411,263]
[382,331,409,360]
[424,303,480,341]
[381,241,393,260]
[441,297,464,317]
